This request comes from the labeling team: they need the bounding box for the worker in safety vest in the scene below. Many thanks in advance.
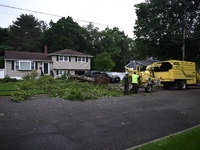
[132,72,139,94]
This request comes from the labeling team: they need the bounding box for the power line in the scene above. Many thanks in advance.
[0,4,118,28]
[0,4,134,37]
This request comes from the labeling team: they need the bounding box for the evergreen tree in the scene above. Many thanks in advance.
[0,27,11,55]
[8,14,43,52]
[43,17,88,53]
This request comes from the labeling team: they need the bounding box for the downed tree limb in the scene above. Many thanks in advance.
[70,75,109,85]
[70,75,95,82]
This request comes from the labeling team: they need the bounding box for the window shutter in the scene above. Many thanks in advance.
[12,61,14,70]
[69,56,71,62]
[75,57,77,62]
[86,57,88,62]
[57,70,58,75]
[36,62,38,70]
[57,56,59,61]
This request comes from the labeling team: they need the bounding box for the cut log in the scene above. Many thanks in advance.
[70,75,95,82]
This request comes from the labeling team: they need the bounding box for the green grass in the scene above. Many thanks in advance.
[0,82,18,96]
[0,91,15,96]
[0,82,18,91]
[133,125,200,150]
[0,82,43,96]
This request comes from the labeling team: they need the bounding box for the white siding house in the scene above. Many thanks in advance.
[49,49,93,76]
[4,49,93,79]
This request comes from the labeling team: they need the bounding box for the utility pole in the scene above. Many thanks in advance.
[182,26,186,61]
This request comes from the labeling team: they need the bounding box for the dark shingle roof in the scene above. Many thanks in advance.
[4,51,52,61]
[50,49,93,57]
[126,60,153,68]
[125,59,160,71]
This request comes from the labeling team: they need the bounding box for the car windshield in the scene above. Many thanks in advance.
[106,73,112,76]
[106,72,116,77]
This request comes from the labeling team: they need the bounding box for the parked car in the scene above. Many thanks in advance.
[84,71,120,83]
[103,72,120,83]
[84,70,103,78]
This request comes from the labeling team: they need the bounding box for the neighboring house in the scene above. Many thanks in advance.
[125,58,160,71]
[4,48,93,79]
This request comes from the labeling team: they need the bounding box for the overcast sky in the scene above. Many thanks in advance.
[0,0,145,37]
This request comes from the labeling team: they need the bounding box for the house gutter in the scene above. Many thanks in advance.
[4,58,53,62]
[48,53,93,58]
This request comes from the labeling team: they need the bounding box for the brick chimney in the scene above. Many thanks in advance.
[44,45,48,54]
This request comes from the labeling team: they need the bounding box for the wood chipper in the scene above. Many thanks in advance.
[125,63,160,93]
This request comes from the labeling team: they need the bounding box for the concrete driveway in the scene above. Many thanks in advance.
[1,86,200,150]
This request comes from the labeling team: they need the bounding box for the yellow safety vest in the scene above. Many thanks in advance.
[132,74,139,84]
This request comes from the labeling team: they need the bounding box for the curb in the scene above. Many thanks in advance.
[126,124,200,150]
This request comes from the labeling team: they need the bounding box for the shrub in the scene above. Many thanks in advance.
[22,74,32,80]
[1,76,17,83]
[22,70,38,80]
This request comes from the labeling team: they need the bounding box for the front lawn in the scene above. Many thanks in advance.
[0,82,19,96]
[0,76,123,102]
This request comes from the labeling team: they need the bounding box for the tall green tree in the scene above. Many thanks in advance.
[134,0,200,62]
[97,27,135,71]
[82,23,101,55]
[0,27,12,55]
[0,27,12,68]
[8,14,43,52]
[94,52,115,71]
[43,17,88,53]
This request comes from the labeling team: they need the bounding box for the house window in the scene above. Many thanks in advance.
[59,56,69,62]
[15,61,35,70]
[15,62,19,70]
[77,57,86,62]
[58,70,65,75]
[58,70,68,75]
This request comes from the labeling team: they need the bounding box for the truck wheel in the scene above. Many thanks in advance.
[178,80,187,90]
[145,84,152,93]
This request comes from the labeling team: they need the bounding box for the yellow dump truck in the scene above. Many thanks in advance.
[147,60,200,90]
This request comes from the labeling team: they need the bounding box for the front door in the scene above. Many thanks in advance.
[44,63,49,74]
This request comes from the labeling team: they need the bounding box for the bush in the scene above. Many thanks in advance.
[22,74,32,80]
[1,76,17,83]
[22,70,38,80]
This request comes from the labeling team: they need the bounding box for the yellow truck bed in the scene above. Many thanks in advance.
[150,60,199,89]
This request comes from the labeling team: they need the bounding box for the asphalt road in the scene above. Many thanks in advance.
[0,86,200,150]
